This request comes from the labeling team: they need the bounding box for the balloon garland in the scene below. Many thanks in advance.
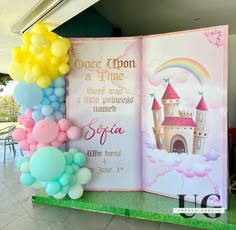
[9,23,92,199]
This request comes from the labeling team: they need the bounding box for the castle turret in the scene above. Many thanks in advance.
[161,83,180,117]
[152,97,164,149]
[193,96,208,154]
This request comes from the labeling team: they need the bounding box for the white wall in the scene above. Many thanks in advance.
[228,35,236,127]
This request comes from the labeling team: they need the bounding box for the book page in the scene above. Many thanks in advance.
[141,26,228,208]
[66,37,142,190]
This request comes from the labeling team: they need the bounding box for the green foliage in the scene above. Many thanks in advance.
[0,95,20,122]
[0,73,12,86]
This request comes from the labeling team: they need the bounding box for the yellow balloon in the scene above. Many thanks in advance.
[61,37,71,49]
[37,76,51,88]
[32,63,44,77]
[8,61,25,81]
[46,31,59,43]
[24,72,36,83]
[30,44,42,54]
[47,64,59,78]
[32,23,48,35]
[25,56,37,71]
[22,32,32,45]
[58,63,70,74]
[61,54,69,64]
[31,34,44,46]
[50,56,61,66]
[36,50,50,62]
[51,40,68,57]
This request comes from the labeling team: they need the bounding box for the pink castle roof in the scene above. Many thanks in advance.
[196,96,208,111]
[152,98,161,110]
[162,117,196,127]
[162,83,180,100]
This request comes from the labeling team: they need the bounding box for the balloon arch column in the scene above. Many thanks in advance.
[9,23,92,200]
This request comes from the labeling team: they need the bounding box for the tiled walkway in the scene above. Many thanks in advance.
[0,147,205,230]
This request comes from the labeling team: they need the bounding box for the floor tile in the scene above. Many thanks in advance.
[63,209,113,230]
[1,216,52,230]
[159,222,206,230]
[106,215,159,230]
[0,213,19,229]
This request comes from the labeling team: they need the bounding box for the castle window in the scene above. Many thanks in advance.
[169,107,173,115]
[159,137,163,145]
[198,112,203,122]
[155,112,159,120]
[197,140,201,149]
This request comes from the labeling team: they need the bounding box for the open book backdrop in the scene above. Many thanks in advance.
[67,26,228,208]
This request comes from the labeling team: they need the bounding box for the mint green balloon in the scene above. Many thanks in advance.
[30,146,65,181]
[73,152,87,167]
[20,173,35,185]
[46,181,61,195]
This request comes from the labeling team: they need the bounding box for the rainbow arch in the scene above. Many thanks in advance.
[153,57,209,86]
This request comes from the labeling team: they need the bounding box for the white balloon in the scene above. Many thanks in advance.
[68,183,83,199]
[76,168,92,185]
[53,192,67,199]
[32,180,42,189]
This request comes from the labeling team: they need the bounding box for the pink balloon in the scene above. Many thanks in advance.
[37,143,49,149]
[66,126,81,140]
[33,119,59,143]
[19,139,30,151]
[24,109,34,118]
[30,144,37,152]
[17,115,25,125]
[58,118,72,131]
[27,150,34,158]
[27,132,38,144]
[57,131,68,142]
[50,140,62,148]
[12,128,27,141]
[23,118,34,129]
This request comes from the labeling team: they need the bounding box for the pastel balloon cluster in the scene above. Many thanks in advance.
[8,23,71,88]
[17,147,92,199]
[13,117,81,157]
[13,76,66,121]
[33,76,65,122]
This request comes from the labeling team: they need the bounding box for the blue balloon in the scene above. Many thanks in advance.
[59,104,65,113]
[32,110,44,122]
[58,97,65,103]
[49,95,58,102]
[13,81,43,107]
[20,105,29,114]
[53,111,64,121]
[43,87,54,96]
[54,87,65,97]
[42,105,53,116]
[40,97,50,105]
[51,102,60,111]
[55,76,65,87]
[30,146,66,181]
[44,115,56,121]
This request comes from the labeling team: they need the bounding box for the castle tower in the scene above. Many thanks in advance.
[161,83,181,117]
[152,97,164,149]
[193,96,208,154]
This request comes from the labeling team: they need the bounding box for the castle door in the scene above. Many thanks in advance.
[173,140,185,154]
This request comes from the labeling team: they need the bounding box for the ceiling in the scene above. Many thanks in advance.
[94,0,236,36]
[1,0,236,74]
[0,0,99,74]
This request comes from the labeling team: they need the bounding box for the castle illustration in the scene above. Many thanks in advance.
[152,82,208,154]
